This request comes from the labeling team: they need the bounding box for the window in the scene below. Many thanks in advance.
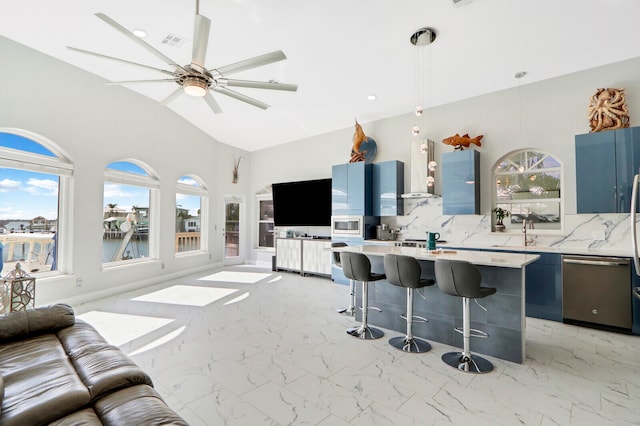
[494,150,562,231]
[256,194,274,248]
[103,160,159,265]
[0,129,72,276]
[176,175,207,254]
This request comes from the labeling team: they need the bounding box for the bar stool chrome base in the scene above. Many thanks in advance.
[442,352,494,374]
[346,324,384,340]
[337,306,356,316]
[337,279,357,316]
[389,336,432,353]
[340,253,385,341]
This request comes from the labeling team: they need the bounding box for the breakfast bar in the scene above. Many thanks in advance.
[333,245,540,364]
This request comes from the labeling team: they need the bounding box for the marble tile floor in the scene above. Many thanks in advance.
[73,265,640,425]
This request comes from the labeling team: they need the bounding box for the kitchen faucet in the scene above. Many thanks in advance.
[522,219,535,246]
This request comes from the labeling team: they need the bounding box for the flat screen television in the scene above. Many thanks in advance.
[272,178,332,226]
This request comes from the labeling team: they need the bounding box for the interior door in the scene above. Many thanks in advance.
[223,196,244,265]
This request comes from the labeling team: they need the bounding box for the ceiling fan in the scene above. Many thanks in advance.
[67,1,297,114]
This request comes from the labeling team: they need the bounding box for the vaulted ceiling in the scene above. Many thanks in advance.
[2,0,640,152]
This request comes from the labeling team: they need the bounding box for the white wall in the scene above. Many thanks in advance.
[249,55,640,259]
[0,36,251,305]
[4,33,640,292]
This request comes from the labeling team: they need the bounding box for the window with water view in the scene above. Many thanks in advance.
[0,131,70,276]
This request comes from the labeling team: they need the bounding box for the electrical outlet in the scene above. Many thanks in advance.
[76,277,83,288]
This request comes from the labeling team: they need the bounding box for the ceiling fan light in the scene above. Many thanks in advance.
[183,76,208,97]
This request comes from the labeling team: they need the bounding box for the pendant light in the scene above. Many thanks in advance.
[411,27,437,195]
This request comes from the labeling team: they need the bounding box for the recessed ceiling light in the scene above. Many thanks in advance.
[132,29,147,38]
[367,94,377,101]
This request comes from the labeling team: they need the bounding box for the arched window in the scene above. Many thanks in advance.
[0,129,73,275]
[103,160,159,265]
[494,149,563,232]
[176,175,208,254]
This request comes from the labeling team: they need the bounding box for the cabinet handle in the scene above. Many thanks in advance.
[562,258,628,267]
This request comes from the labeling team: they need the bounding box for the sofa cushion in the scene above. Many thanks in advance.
[57,321,152,400]
[94,385,187,426]
[56,320,110,356]
[0,304,74,343]
[0,357,91,426]
[48,408,103,425]
[0,334,69,376]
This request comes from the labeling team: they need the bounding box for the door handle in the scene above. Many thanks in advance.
[562,258,628,267]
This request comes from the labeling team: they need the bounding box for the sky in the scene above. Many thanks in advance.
[0,133,201,222]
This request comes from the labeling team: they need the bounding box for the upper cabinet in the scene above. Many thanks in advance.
[332,162,373,216]
[372,161,404,216]
[442,150,480,215]
[576,126,640,213]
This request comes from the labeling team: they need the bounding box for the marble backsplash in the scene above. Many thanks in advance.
[383,197,634,256]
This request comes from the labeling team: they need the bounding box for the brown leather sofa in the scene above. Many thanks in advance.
[0,304,187,425]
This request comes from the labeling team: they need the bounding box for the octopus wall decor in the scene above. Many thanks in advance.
[588,88,630,133]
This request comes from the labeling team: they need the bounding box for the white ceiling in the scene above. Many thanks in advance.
[2,0,640,152]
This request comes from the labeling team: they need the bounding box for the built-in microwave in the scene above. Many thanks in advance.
[331,216,364,237]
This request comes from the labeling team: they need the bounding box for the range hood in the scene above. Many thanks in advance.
[401,139,440,199]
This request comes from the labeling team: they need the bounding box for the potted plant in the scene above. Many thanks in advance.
[492,207,510,232]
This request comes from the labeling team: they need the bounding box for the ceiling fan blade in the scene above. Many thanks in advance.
[66,46,175,76]
[160,87,184,105]
[191,14,211,72]
[218,78,297,92]
[203,92,223,114]
[95,13,187,73]
[105,79,176,85]
[213,50,287,76]
[214,87,269,110]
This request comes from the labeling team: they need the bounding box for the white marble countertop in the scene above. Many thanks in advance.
[364,239,633,258]
[334,244,539,268]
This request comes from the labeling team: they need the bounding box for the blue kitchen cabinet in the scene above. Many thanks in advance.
[442,149,480,215]
[372,160,404,216]
[576,126,640,213]
[525,252,562,322]
[332,162,373,216]
[331,163,348,215]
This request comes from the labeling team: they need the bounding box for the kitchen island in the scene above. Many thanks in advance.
[332,245,539,364]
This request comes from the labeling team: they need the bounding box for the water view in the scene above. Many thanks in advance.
[0,234,149,276]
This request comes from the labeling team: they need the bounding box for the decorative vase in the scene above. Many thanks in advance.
[494,223,505,232]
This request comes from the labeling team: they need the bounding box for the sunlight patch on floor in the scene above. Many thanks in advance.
[132,285,237,307]
[223,291,250,305]
[128,325,186,357]
[78,311,173,347]
[198,271,272,284]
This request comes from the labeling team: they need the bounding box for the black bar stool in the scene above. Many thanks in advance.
[384,254,435,353]
[331,242,355,315]
[340,252,385,340]
[434,259,497,373]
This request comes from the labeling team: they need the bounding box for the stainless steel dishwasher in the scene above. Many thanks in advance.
[562,255,632,330]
